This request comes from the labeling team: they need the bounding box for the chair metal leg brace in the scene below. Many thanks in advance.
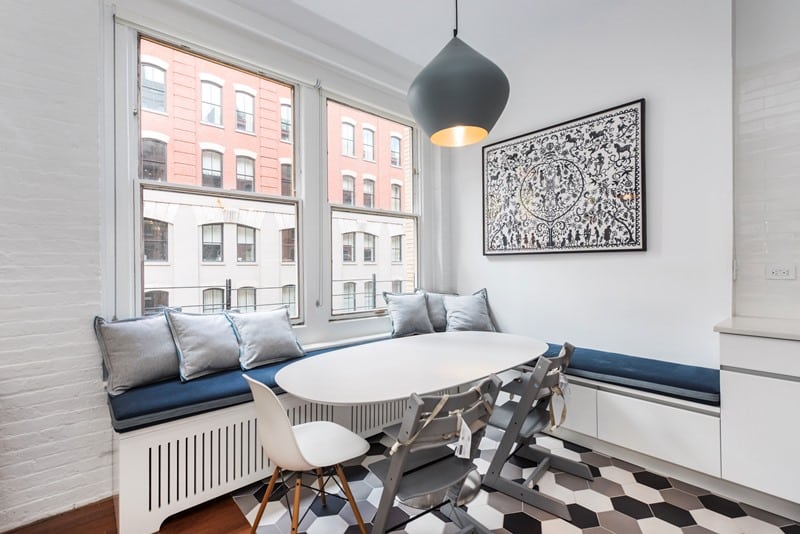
[516,443,594,480]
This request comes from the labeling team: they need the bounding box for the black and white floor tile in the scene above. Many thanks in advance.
[233,428,800,533]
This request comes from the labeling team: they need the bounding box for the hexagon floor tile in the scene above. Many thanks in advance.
[232,434,800,533]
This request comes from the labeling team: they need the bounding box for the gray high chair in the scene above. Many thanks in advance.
[368,375,502,533]
[484,342,594,521]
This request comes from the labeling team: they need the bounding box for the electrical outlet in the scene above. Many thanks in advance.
[766,264,797,280]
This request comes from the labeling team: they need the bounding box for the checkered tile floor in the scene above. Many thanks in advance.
[233,427,800,533]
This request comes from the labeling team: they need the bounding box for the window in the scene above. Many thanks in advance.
[203,288,224,313]
[201,81,222,125]
[328,100,418,317]
[342,175,355,205]
[363,233,376,263]
[281,103,292,142]
[390,136,401,166]
[343,282,356,312]
[342,232,355,262]
[363,179,374,208]
[238,287,256,313]
[281,163,293,196]
[144,290,169,314]
[143,218,168,261]
[364,280,375,310]
[282,284,297,317]
[341,122,355,156]
[392,235,402,262]
[235,91,254,132]
[281,228,295,263]
[141,63,166,112]
[362,128,374,160]
[202,150,223,188]
[392,280,403,294]
[237,225,255,262]
[141,139,167,181]
[202,223,223,262]
[236,156,254,191]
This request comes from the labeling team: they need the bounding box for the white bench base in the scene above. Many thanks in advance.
[113,392,412,534]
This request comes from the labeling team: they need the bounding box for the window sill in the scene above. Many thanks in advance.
[200,261,226,265]
[237,261,258,265]
[281,138,293,144]
[200,121,224,129]
[280,261,297,266]
[235,129,256,136]
[142,109,168,117]
[144,260,171,265]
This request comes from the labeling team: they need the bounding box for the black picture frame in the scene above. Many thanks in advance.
[482,99,646,255]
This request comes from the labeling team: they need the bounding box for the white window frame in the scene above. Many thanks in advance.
[109,21,432,345]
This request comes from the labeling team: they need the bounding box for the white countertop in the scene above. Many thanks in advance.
[714,316,800,341]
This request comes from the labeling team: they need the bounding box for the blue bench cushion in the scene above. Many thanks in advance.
[546,344,720,406]
[108,343,370,432]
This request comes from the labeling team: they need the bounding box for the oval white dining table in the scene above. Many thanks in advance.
[275,331,547,405]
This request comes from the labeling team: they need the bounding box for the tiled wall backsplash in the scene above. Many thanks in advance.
[735,52,800,318]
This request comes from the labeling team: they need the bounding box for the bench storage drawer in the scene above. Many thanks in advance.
[597,391,721,476]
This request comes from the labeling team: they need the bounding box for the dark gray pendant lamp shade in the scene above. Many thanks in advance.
[408,9,509,148]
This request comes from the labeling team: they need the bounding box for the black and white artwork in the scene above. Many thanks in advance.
[483,99,645,255]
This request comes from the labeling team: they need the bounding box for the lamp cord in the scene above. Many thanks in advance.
[453,0,459,37]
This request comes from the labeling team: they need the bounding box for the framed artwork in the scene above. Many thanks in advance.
[483,99,645,255]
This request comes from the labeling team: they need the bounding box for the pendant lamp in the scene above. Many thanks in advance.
[408,0,509,148]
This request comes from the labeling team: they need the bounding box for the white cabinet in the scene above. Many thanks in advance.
[553,382,597,437]
[719,331,800,503]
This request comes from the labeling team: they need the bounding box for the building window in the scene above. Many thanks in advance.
[203,288,224,313]
[391,184,402,211]
[363,233,376,263]
[201,81,222,125]
[281,163,293,196]
[390,136,401,166]
[282,284,297,317]
[281,103,292,142]
[141,63,166,112]
[143,218,168,261]
[364,280,375,310]
[144,290,169,314]
[202,223,223,262]
[363,179,374,208]
[328,100,418,317]
[342,122,355,156]
[235,91,254,133]
[342,175,355,205]
[391,235,402,262]
[362,128,374,161]
[141,139,167,182]
[236,156,254,191]
[281,228,295,263]
[202,150,223,188]
[342,232,355,262]
[343,282,356,312]
[392,280,403,294]
[238,287,256,313]
[237,225,256,262]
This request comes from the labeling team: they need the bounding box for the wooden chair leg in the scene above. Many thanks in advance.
[250,466,280,534]
[335,463,366,534]
[316,467,327,506]
[290,474,302,534]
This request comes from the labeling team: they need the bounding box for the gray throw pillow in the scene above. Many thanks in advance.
[443,289,497,332]
[94,314,179,396]
[226,308,304,370]
[165,310,241,381]
[383,292,435,337]
[420,291,455,332]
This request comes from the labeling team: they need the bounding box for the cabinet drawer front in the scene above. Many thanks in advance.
[721,370,800,502]
[597,391,721,476]
[720,334,800,377]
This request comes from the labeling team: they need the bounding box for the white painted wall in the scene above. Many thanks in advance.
[733,0,800,319]
[446,0,733,367]
[0,0,109,530]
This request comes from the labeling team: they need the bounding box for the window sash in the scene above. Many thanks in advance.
[281,104,292,141]
[201,82,222,125]
[363,233,375,263]
[202,151,223,188]
[362,128,374,160]
[341,123,355,156]
[281,228,295,263]
[203,288,224,313]
[202,223,223,262]
[391,235,402,262]
[390,136,401,166]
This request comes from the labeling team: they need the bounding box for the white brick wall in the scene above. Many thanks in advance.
[0,0,110,531]
[735,52,800,318]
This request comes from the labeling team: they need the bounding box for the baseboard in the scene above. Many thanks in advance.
[551,428,800,523]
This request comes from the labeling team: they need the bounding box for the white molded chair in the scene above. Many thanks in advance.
[243,375,369,534]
